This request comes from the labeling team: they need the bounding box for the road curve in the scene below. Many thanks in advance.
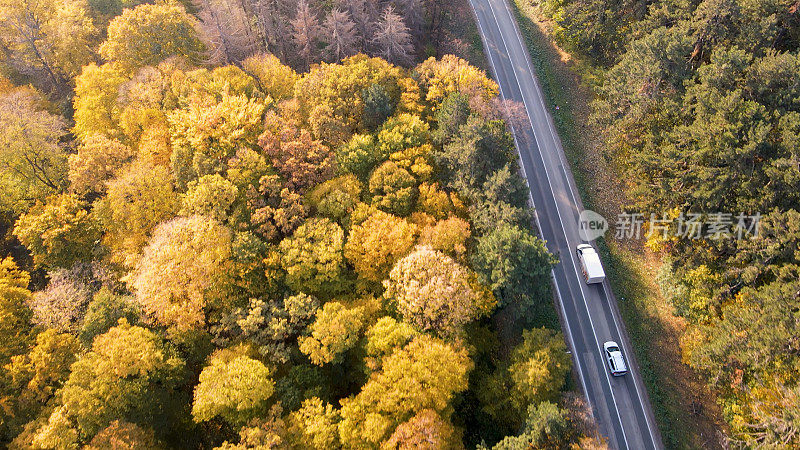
[468,0,664,448]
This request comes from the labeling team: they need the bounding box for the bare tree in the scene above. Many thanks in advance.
[321,9,359,62]
[372,5,413,66]
[393,0,425,41]
[196,0,261,65]
[242,0,296,61]
[338,0,377,53]
[291,0,321,71]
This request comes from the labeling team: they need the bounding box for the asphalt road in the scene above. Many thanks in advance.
[468,0,664,448]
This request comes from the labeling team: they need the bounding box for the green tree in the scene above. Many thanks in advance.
[278,218,347,297]
[493,402,576,449]
[79,288,140,345]
[362,83,395,131]
[471,224,557,311]
[336,134,382,181]
[299,302,365,365]
[99,2,205,73]
[192,350,275,426]
[384,246,496,336]
[14,194,102,269]
[131,216,233,332]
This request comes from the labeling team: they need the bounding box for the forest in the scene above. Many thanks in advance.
[0,0,605,448]
[534,0,800,446]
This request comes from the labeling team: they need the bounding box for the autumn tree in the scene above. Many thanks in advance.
[170,91,266,189]
[28,266,95,333]
[299,302,366,365]
[278,218,348,297]
[384,409,461,450]
[384,246,496,336]
[0,0,97,92]
[213,293,319,365]
[95,163,180,268]
[85,421,163,450]
[99,2,205,73]
[1,330,80,439]
[419,216,471,260]
[414,55,499,107]
[287,397,340,449]
[192,349,275,426]
[72,63,128,141]
[372,6,414,66]
[336,134,383,180]
[59,319,186,439]
[247,174,308,241]
[369,161,418,216]
[259,119,336,193]
[241,53,299,101]
[0,90,68,214]
[344,210,418,283]
[180,174,239,223]
[338,335,472,447]
[14,194,101,269]
[68,134,135,195]
[0,258,34,366]
[363,316,418,373]
[131,215,233,332]
[306,175,363,225]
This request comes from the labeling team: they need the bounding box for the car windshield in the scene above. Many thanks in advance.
[607,346,620,353]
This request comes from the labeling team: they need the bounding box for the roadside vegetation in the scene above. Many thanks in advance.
[0,0,605,448]
[511,0,800,447]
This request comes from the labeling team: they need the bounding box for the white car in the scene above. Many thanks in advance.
[604,341,627,376]
[576,244,605,284]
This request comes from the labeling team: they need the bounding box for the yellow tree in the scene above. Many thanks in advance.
[299,302,366,365]
[338,335,472,447]
[95,161,180,268]
[344,210,417,283]
[14,193,102,268]
[72,64,129,141]
[383,246,496,336]
[0,0,97,90]
[278,218,347,298]
[99,2,205,73]
[0,90,68,214]
[68,134,135,195]
[192,349,274,426]
[414,55,499,108]
[131,215,233,332]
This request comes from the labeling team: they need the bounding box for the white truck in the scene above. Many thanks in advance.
[576,244,605,284]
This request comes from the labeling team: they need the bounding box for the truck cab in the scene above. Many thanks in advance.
[576,244,605,284]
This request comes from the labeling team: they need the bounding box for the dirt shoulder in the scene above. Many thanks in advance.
[507,1,727,448]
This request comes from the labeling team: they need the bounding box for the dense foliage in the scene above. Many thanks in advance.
[0,1,596,445]
[537,0,800,444]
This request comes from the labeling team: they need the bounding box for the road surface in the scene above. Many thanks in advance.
[468,0,664,448]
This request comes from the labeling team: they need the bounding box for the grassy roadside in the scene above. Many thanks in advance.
[506,0,725,448]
